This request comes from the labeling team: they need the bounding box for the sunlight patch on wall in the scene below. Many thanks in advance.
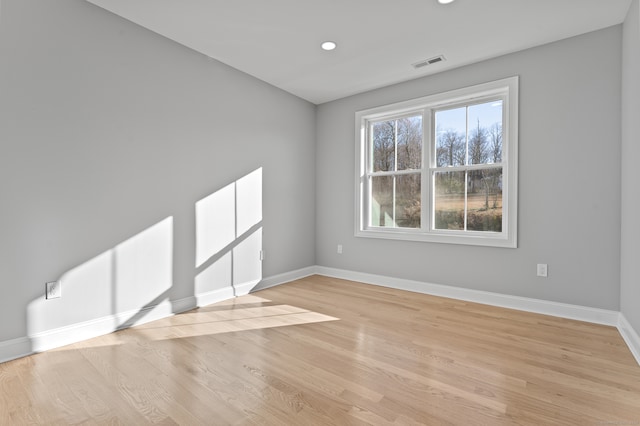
[195,251,232,295]
[195,168,263,303]
[236,168,262,236]
[233,227,262,293]
[195,183,235,268]
[113,218,173,312]
[27,217,174,350]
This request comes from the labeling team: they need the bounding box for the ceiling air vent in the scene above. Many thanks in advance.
[412,55,446,69]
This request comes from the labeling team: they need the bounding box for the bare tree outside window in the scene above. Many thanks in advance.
[434,101,503,232]
[357,77,518,247]
[370,115,422,228]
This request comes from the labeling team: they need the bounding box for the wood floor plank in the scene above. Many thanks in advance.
[1,275,640,425]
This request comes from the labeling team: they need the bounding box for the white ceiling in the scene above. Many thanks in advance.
[86,0,631,104]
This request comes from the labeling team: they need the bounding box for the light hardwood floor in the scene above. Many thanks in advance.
[2,275,640,425]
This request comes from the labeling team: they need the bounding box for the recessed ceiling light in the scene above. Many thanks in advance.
[321,41,337,51]
[438,0,455,4]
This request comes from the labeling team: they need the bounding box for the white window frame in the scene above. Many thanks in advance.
[355,76,518,248]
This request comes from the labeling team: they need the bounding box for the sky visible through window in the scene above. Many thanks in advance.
[436,100,502,136]
[358,77,517,246]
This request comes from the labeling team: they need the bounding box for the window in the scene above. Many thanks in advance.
[355,77,518,248]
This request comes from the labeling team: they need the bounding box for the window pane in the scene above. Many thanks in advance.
[434,171,465,230]
[468,101,503,165]
[372,121,395,172]
[357,77,517,246]
[395,174,421,228]
[371,175,393,227]
[396,116,422,171]
[371,174,421,228]
[467,167,502,232]
[435,108,466,167]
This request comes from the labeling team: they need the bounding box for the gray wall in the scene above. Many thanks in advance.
[621,0,640,330]
[0,0,633,353]
[0,0,316,343]
[316,26,622,310]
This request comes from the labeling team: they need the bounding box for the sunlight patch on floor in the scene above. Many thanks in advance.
[129,304,339,340]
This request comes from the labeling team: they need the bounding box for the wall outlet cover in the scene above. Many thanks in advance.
[537,264,548,278]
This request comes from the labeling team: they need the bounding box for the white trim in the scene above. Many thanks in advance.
[172,295,197,313]
[0,269,314,364]
[29,299,196,353]
[195,287,236,307]
[234,279,261,296]
[315,266,619,326]
[2,266,638,367]
[0,297,197,363]
[618,313,640,365]
[30,314,125,353]
[254,266,637,364]
[355,76,519,249]
[251,266,317,292]
[0,337,32,364]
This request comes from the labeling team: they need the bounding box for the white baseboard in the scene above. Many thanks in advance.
[0,271,308,364]
[2,266,638,368]
[31,313,124,354]
[315,266,620,326]
[316,266,640,366]
[195,287,235,307]
[30,297,197,353]
[251,266,317,292]
[234,279,261,296]
[0,337,32,364]
[618,314,640,365]
[172,295,198,314]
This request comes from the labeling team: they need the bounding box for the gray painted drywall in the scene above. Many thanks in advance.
[316,26,622,310]
[0,0,316,343]
[0,0,632,354]
[621,0,640,330]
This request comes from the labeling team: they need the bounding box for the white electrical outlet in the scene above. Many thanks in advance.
[46,281,61,299]
[537,264,548,278]
[337,244,343,254]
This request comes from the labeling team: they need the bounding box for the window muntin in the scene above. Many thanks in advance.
[356,77,518,248]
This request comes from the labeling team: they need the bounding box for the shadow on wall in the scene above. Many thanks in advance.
[25,168,263,354]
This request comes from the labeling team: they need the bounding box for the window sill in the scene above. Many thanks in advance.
[355,228,517,248]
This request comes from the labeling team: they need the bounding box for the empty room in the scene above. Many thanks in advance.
[1,0,640,424]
